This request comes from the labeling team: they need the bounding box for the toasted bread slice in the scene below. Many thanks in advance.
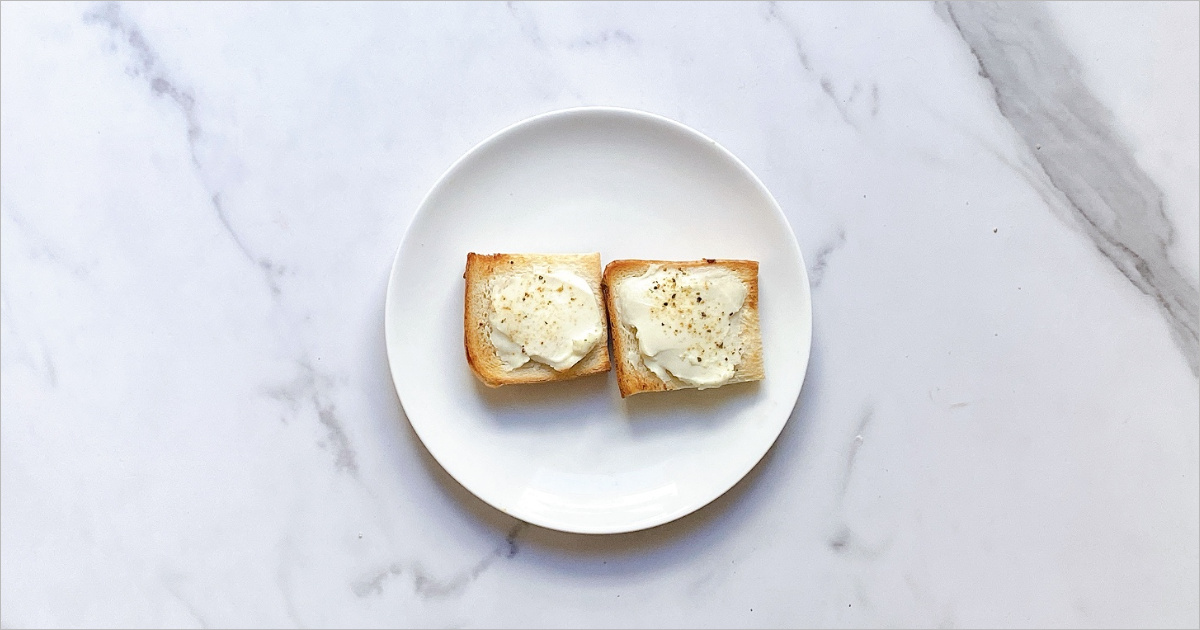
[465,253,610,387]
[603,259,763,397]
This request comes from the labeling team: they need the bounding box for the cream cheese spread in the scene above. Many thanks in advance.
[615,265,748,387]
[489,270,603,371]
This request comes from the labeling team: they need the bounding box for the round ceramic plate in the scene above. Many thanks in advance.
[385,107,812,534]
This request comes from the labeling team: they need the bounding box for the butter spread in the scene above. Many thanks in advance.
[616,265,748,387]
[489,270,603,371]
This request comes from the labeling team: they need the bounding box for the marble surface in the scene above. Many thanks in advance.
[2,1,1197,627]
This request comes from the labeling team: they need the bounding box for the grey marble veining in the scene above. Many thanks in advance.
[1,1,1196,627]
[266,360,360,477]
[945,1,1200,376]
[84,1,285,296]
[351,523,526,600]
[765,1,882,131]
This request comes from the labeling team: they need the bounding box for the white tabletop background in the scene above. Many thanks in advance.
[2,2,1197,628]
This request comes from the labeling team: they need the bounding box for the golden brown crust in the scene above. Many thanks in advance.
[464,253,610,387]
[602,259,763,397]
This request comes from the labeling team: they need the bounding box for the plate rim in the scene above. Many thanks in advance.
[384,105,813,534]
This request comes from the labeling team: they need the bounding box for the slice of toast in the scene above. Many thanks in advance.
[465,253,610,387]
[603,259,763,397]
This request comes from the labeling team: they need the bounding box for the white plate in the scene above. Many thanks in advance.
[385,107,812,534]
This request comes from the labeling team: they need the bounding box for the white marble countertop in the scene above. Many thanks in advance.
[2,2,1197,627]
